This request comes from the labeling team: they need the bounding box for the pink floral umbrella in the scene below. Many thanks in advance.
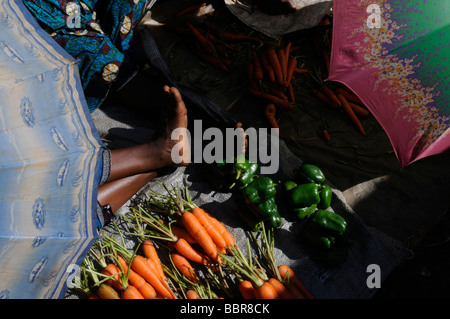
[329,0,450,167]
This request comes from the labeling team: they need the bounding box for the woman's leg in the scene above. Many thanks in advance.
[98,171,157,213]
[96,85,189,218]
[106,85,190,182]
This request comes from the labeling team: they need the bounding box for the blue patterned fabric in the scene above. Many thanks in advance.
[23,0,147,112]
[0,0,104,299]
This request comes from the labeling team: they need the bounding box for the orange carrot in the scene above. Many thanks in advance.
[220,31,263,45]
[277,47,287,83]
[253,52,264,81]
[265,103,279,129]
[267,83,289,101]
[320,85,341,109]
[131,255,176,299]
[192,207,227,254]
[137,282,157,299]
[141,240,166,283]
[97,283,121,299]
[172,237,211,265]
[102,263,124,291]
[266,47,284,84]
[117,255,145,290]
[171,252,199,283]
[312,89,336,109]
[285,58,298,86]
[268,277,294,299]
[336,86,364,105]
[349,101,370,117]
[254,281,280,299]
[186,289,199,299]
[337,93,366,136]
[249,88,293,110]
[121,255,158,299]
[238,280,256,299]
[294,67,310,74]
[261,53,276,82]
[204,211,235,249]
[322,129,331,143]
[121,285,145,299]
[288,82,295,103]
[186,22,214,55]
[181,211,219,262]
[191,43,229,72]
[278,264,314,299]
[171,224,197,244]
[284,42,292,70]
[146,258,168,289]
[286,283,306,299]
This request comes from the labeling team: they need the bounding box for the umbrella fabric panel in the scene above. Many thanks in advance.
[0,149,99,237]
[329,0,450,167]
[0,0,103,298]
[0,0,75,90]
[0,66,101,164]
[0,237,93,299]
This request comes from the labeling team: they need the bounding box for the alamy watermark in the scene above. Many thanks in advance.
[170,120,280,174]
[366,4,381,29]
[66,3,81,29]
[366,264,381,288]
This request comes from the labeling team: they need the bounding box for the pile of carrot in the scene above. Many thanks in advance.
[83,236,177,299]
[248,41,309,111]
[312,83,370,137]
[247,41,310,130]
[220,232,314,300]
[237,264,313,299]
[184,19,264,73]
[74,182,316,300]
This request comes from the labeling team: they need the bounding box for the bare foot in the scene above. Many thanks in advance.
[107,86,190,182]
[157,85,190,166]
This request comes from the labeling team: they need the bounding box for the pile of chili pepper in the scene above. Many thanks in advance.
[284,163,350,265]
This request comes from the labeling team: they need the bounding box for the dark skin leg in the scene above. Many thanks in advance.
[96,85,246,215]
[97,171,157,212]
[106,85,189,183]
[97,85,189,213]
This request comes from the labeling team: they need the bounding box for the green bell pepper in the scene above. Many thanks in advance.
[300,209,350,265]
[318,184,332,209]
[258,197,282,228]
[211,156,258,191]
[301,224,336,250]
[244,176,276,204]
[238,207,263,232]
[297,163,326,185]
[287,182,321,208]
[310,209,347,236]
[245,196,282,228]
[234,157,258,188]
[293,204,317,220]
